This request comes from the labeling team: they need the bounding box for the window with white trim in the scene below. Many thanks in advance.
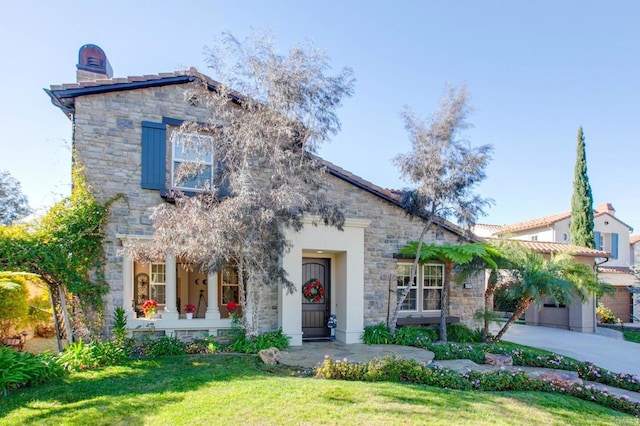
[221,265,239,305]
[171,132,214,190]
[150,263,166,305]
[397,262,444,312]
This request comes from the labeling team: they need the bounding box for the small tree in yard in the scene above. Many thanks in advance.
[389,84,493,336]
[132,32,354,338]
[492,242,608,342]
[399,242,498,341]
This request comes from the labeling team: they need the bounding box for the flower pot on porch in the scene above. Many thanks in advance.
[186,313,193,320]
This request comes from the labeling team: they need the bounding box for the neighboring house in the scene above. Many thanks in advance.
[45,45,485,345]
[475,203,636,327]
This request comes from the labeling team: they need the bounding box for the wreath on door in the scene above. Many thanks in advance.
[302,278,325,302]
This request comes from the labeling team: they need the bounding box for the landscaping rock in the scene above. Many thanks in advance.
[528,370,583,388]
[259,347,281,365]
[484,353,513,366]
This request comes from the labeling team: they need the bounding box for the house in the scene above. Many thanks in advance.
[475,203,636,327]
[45,45,485,345]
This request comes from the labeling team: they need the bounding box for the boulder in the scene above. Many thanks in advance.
[258,347,281,365]
[528,370,583,388]
[484,353,513,366]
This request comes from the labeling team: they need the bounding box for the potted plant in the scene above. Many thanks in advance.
[142,299,158,319]
[184,303,196,319]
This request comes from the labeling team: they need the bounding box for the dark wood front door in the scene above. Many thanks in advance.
[302,258,330,339]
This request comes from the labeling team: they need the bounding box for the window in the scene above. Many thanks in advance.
[221,265,239,305]
[150,263,166,305]
[397,263,444,312]
[171,132,214,190]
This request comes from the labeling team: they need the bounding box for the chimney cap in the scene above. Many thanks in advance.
[77,44,113,78]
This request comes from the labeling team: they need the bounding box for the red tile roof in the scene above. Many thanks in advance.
[482,238,610,257]
[630,235,640,245]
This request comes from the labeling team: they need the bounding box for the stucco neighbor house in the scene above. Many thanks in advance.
[475,203,636,329]
[44,45,485,345]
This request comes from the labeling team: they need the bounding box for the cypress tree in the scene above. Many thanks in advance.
[570,126,595,248]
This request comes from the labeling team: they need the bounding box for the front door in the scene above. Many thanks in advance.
[301,258,330,339]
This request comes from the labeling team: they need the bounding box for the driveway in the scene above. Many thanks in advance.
[496,323,640,377]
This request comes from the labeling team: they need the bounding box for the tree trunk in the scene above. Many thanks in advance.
[389,219,433,335]
[482,269,498,343]
[439,261,453,342]
[492,297,533,343]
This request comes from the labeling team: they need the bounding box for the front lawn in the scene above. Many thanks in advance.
[1,354,637,425]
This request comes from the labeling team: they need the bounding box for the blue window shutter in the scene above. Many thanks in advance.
[611,233,619,259]
[141,121,166,190]
[594,231,601,250]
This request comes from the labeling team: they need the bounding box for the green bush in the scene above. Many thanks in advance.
[112,307,127,344]
[446,323,483,343]
[144,337,187,357]
[56,339,128,371]
[230,329,290,354]
[361,323,392,345]
[0,345,66,395]
[392,326,436,347]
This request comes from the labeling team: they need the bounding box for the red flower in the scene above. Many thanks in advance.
[184,303,196,314]
[142,299,158,314]
[227,301,239,313]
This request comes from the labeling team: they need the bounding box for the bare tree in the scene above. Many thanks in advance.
[0,170,31,225]
[389,84,493,335]
[132,32,354,337]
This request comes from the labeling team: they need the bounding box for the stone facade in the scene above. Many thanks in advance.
[65,77,483,337]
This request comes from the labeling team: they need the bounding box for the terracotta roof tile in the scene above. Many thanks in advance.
[630,235,640,245]
[498,212,571,234]
[482,238,609,257]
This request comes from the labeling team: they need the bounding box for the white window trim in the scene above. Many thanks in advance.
[397,262,444,313]
[171,132,215,191]
[150,263,166,306]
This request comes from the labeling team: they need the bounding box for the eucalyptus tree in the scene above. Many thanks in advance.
[135,32,355,337]
[389,84,493,335]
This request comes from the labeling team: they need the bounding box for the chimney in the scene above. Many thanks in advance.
[76,44,113,82]
[596,203,616,216]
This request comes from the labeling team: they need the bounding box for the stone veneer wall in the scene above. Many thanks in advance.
[72,82,483,332]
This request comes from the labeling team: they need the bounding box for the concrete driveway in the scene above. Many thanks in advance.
[496,323,640,377]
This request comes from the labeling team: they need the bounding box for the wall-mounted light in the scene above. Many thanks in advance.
[317,250,323,254]
[604,221,609,225]
[463,282,473,289]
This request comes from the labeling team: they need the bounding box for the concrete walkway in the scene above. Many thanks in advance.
[494,323,640,377]
[279,341,434,368]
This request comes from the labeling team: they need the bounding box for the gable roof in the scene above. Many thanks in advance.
[46,69,476,242]
[631,235,640,245]
[484,210,633,236]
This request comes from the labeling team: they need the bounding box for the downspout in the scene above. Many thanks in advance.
[593,256,610,332]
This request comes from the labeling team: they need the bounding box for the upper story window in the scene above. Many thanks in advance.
[171,133,214,191]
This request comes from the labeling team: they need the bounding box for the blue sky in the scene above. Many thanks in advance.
[0,1,638,232]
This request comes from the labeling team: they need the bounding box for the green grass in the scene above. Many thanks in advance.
[623,330,640,344]
[1,354,637,425]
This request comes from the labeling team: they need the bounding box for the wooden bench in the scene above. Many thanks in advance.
[397,316,460,326]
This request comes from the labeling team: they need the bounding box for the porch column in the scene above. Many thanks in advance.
[163,255,179,320]
[206,272,220,319]
[122,253,135,320]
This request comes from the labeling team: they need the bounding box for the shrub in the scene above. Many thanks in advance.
[0,345,66,395]
[0,279,29,337]
[188,335,222,354]
[144,336,187,357]
[392,326,436,347]
[493,285,518,312]
[596,303,616,324]
[446,323,483,343]
[230,329,290,354]
[56,339,128,371]
[361,323,392,345]
[112,307,127,344]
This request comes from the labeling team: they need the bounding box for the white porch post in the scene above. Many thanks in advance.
[206,272,221,319]
[163,255,179,320]
[122,253,135,320]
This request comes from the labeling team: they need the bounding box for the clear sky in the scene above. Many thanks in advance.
[0,1,638,232]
